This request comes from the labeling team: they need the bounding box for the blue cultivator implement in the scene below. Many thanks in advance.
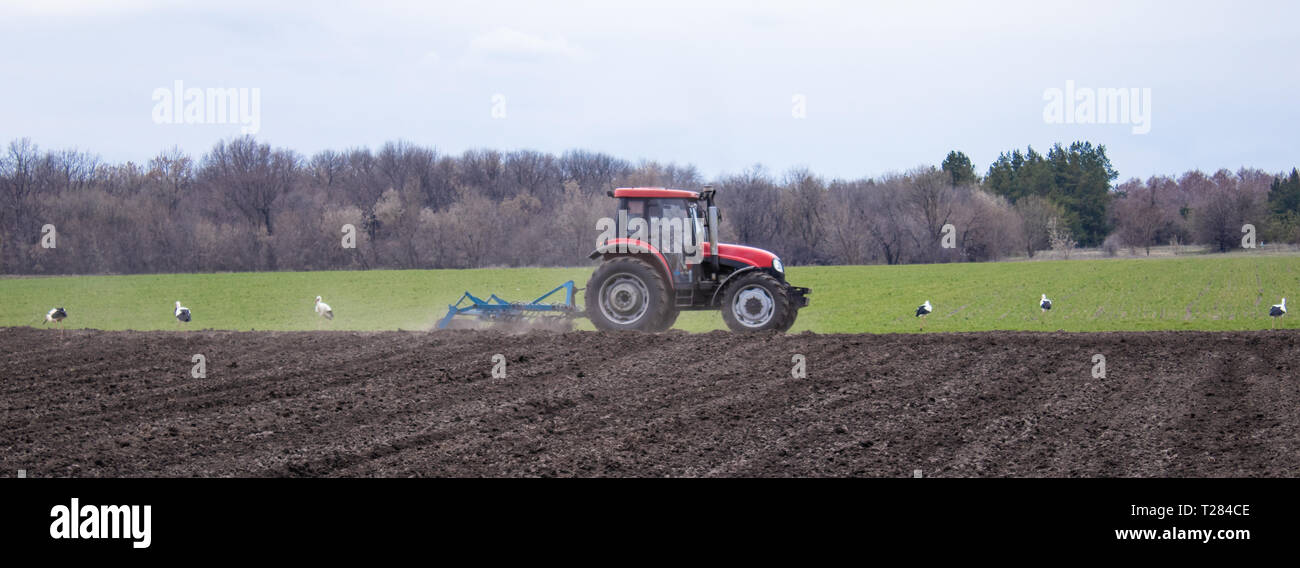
[436,280,581,330]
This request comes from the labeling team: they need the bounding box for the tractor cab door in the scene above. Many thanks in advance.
[619,197,695,290]
[649,199,695,290]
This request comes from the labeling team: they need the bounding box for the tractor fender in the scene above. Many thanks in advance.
[589,239,673,280]
[709,265,764,307]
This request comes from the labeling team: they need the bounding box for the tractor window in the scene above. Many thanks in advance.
[654,199,689,254]
[625,200,645,217]
[618,199,647,238]
[689,204,705,247]
[655,199,685,222]
[617,198,697,253]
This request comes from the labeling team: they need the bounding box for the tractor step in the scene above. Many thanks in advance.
[674,286,696,307]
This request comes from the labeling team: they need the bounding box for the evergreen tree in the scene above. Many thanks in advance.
[941,151,978,187]
[984,141,1116,246]
[1268,168,1300,215]
[1267,168,1300,244]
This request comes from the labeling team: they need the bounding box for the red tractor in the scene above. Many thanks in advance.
[586,186,810,332]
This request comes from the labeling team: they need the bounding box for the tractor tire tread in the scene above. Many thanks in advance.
[720,271,793,332]
[585,256,675,332]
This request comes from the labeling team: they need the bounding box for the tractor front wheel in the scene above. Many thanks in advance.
[586,256,676,332]
[776,305,799,332]
[721,271,794,332]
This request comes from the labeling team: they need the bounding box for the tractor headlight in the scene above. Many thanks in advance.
[772,257,784,273]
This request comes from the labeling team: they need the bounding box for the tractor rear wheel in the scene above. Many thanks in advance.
[720,271,793,332]
[586,256,675,332]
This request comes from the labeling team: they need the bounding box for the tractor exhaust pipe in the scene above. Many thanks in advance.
[708,204,720,275]
[702,185,720,276]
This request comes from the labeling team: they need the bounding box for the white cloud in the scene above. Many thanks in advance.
[0,0,166,16]
[467,27,586,61]
[1,0,1298,181]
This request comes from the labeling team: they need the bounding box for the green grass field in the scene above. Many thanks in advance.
[2,255,1298,333]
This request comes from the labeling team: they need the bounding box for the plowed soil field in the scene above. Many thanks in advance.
[3,327,1297,477]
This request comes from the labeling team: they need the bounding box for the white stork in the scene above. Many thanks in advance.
[315,296,334,327]
[1040,294,1052,313]
[44,307,68,338]
[915,300,932,330]
[174,301,192,326]
[1269,298,1286,329]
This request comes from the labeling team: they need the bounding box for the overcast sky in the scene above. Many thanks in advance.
[2,0,1296,182]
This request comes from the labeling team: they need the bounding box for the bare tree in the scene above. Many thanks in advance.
[617,160,702,190]
[1014,195,1064,257]
[505,150,562,203]
[824,180,872,264]
[1189,169,1267,252]
[716,165,780,249]
[309,150,345,188]
[0,139,48,271]
[376,140,456,210]
[201,136,298,236]
[334,148,388,241]
[1111,176,1181,255]
[1047,217,1076,258]
[458,149,506,200]
[857,174,910,265]
[42,148,101,195]
[8,135,1296,275]
[560,150,629,195]
[905,167,958,261]
[147,146,195,212]
[554,180,610,264]
[778,167,826,263]
[953,188,1021,261]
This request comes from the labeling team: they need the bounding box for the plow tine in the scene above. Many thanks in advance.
[436,280,581,330]
[435,306,459,330]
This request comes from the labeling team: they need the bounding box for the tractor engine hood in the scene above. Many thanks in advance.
[702,242,779,269]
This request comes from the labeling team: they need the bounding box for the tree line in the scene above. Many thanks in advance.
[1,136,1296,275]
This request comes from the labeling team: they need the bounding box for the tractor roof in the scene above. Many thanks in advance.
[612,187,700,199]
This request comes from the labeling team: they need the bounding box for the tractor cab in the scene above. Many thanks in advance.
[609,188,709,287]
